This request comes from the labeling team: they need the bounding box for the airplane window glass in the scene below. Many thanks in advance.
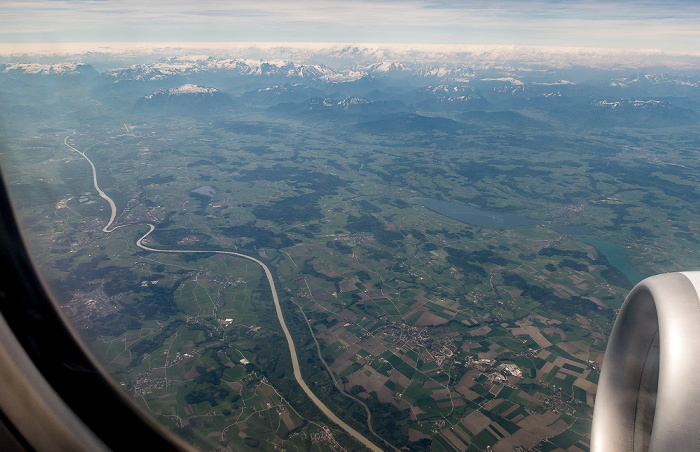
[2,2,700,450]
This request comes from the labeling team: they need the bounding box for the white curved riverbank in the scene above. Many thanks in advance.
[68,134,381,451]
[136,225,381,451]
[64,133,117,232]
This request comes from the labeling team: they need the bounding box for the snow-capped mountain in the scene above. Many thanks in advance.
[608,73,700,98]
[269,96,407,119]
[145,84,219,98]
[105,57,362,84]
[102,56,488,87]
[0,62,97,77]
[3,44,700,129]
[135,84,234,114]
[412,85,491,110]
[237,84,327,106]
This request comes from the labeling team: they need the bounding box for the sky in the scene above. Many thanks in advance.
[1,0,700,54]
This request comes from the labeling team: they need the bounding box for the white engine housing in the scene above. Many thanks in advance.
[591,271,700,451]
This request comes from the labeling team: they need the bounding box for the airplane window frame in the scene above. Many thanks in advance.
[0,171,193,451]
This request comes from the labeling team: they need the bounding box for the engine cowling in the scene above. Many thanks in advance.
[591,271,700,451]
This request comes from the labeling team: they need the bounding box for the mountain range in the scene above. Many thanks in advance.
[2,48,699,128]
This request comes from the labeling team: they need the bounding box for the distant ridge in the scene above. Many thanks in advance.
[2,42,700,70]
[134,84,234,114]
[354,112,470,134]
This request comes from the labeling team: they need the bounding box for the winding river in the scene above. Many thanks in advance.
[66,134,381,451]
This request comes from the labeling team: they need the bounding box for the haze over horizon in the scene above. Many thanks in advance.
[1,1,700,55]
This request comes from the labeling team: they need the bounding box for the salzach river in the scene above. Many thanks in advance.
[67,133,383,451]
[411,197,646,285]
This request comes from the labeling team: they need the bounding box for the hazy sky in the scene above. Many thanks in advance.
[2,0,700,53]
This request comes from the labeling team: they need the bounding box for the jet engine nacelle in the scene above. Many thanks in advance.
[591,272,700,451]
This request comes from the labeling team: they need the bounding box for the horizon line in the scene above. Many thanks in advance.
[1,41,699,57]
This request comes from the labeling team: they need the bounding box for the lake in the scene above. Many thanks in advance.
[575,237,645,284]
[411,198,539,229]
[411,197,645,285]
